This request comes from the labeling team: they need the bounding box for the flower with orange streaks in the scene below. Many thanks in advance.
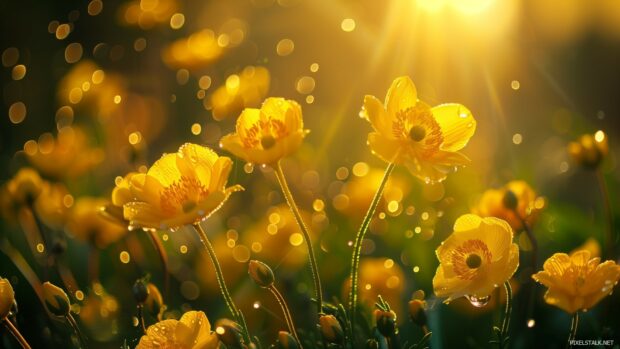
[361,76,476,183]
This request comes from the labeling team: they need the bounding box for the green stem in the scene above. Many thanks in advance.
[500,281,513,348]
[347,162,395,341]
[192,223,251,345]
[274,161,323,315]
[596,169,614,259]
[566,312,579,349]
[269,285,302,348]
[2,318,32,349]
[66,313,88,349]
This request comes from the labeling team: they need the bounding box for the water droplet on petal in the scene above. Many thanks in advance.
[466,294,491,308]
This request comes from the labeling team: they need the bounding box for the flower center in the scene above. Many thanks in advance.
[502,190,518,210]
[160,176,210,215]
[451,239,493,280]
[260,135,276,149]
[409,125,426,142]
[465,254,482,269]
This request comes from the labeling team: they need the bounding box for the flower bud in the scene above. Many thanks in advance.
[408,299,427,327]
[319,314,344,343]
[374,309,397,338]
[502,190,518,211]
[42,282,70,317]
[132,279,149,304]
[365,339,379,349]
[277,331,299,349]
[248,260,274,288]
[144,283,164,318]
[215,319,244,349]
[0,278,15,319]
[568,132,608,169]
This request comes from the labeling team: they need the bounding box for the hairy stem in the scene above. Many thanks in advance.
[269,285,302,347]
[566,312,579,349]
[66,313,88,349]
[501,281,513,348]
[348,162,395,341]
[3,318,32,349]
[192,223,251,345]
[274,161,323,315]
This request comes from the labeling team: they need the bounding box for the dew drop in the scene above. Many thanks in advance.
[466,294,491,308]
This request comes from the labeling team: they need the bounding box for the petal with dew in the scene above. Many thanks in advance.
[432,103,476,152]
[385,76,418,116]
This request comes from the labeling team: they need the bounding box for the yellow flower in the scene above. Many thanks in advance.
[34,182,72,230]
[433,214,519,302]
[568,131,608,169]
[66,197,127,248]
[101,172,139,225]
[137,310,219,349]
[161,29,223,69]
[220,97,308,166]
[209,66,271,121]
[3,168,44,206]
[532,250,620,313]
[122,143,242,230]
[24,127,104,179]
[0,277,15,319]
[472,180,545,231]
[361,76,476,183]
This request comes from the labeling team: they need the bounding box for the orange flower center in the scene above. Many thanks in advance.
[451,239,492,280]
[393,105,443,158]
[160,176,210,215]
[242,118,289,150]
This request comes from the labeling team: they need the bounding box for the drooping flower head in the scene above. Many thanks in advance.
[220,97,308,166]
[433,214,519,303]
[568,130,608,169]
[532,250,620,314]
[361,76,476,183]
[66,197,127,249]
[137,311,219,349]
[472,180,545,231]
[122,143,242,230]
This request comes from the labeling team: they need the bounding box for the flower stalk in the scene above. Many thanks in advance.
[501,281,513,346]
[2,319,32,349]
[66,313,88,349]
[269,285,301,347]
[348,162,395,340]
[273,161,323,315]
[567,312,579,349]
[193,223,251,345]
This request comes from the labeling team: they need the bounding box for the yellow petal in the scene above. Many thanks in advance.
[431,103,476,152]
[542,253,571,276]
[368,132,402,164]
[129,174,164,209]
[361,95,391,136]
[124,201,163,229]
[137,319,178,348]
[478,217,513,261]
[220,134,250,162]
[385,76,418,116]
[261,97,303,131]
[148,153,182,187]
[235,108,261,140]
[177,311,211,346]
[208,157,233,193]
[453,214,482,232]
